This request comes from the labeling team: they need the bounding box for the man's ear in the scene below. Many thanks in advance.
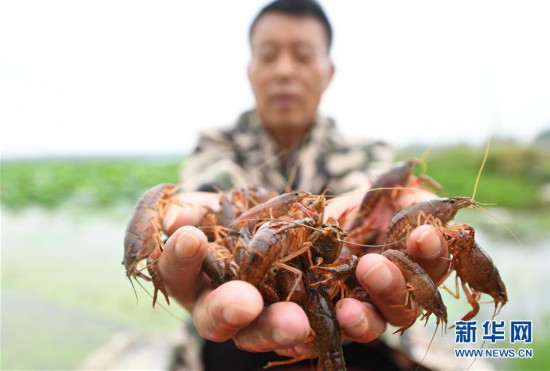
[247,60,253,85]
[323,61,335,90]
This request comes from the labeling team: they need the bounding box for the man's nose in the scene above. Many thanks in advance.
[273,53,297,79]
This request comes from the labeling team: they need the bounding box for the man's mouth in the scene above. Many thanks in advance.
[271,94,298,108]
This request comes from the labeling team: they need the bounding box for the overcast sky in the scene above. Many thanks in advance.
[1,0,549,158]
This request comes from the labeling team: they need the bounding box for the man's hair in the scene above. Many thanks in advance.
[249,0,333,53]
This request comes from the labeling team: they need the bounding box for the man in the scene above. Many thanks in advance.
[156,1,450,369]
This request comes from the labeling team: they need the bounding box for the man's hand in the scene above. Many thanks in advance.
[155,187,450,356]
[157,192,310,350]
[325,187,449,344]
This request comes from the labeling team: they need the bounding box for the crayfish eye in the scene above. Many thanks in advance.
[269,266,279,276]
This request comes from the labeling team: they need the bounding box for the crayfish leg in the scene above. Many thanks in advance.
[416,174,445,193]
[264,354,315,369]
[393,320,415,336]
[147,248,170,308]
[149,266,170,308]
[458,280,480,323]
[441,275,461,300]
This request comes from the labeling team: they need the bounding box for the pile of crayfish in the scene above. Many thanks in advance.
[123,159,508,371]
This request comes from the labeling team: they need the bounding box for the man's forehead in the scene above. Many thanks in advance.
[254,40,315,52]
[250,12,328,51]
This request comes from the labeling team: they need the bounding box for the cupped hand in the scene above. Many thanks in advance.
[326,186,450,342]
[155,187,450,356]
[158,192,313,352]
[157,192,227,309]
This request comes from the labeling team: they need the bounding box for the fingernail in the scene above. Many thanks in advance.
[361,262,393,291]
[347,311,368,338]
[164,204,195,231]
[273,328,297,345]
[222,305,256,327]
[175,231,201,259]
[163,207,180,230]
[222,306,240,325]
[414,226,441,258]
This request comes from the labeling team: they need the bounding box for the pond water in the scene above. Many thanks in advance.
[1,205,548,369]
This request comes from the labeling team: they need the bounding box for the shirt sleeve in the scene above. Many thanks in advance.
[364,141,394,179]
[324,140,394,194]
[179,129,249,192]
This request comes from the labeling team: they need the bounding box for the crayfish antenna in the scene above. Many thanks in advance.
[466,339,486,371]
[414,323,438,371]
[128,276,139,304]
[468,137,525,259]
[471,137,491,202]
[417,143,434,175]
[134,278,183,323]
[473,204,525,257]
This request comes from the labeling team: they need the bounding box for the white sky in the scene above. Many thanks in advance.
[1,0,549,158]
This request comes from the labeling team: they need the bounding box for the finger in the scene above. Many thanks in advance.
[275,342,312,358]
[336,298,387,343]
[163,192,221,235]
[234,302,310,352]
[356,253,416,327]
[163,204,203,236]
[193,281,264,342]
[324,187,369,223]
[394,188,438,209]
[158,226,209,310]
[406,224,450,285]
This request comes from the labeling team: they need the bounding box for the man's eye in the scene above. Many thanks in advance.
[295,53,313,63]
[294,48,315,63]
[256,49,277,63]
[259,53,276,63]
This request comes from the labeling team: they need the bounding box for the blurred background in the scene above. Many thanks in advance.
[1,0,549,370]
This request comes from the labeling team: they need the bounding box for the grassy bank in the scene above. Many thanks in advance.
[396,142,550,209]
[2,142,549,210]
[1,157,183,210]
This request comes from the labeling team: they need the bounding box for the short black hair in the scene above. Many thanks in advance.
[249,0,333,53]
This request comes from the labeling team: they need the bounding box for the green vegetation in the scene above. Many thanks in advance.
[395,142,550,209]
[1,157,183,210]
[506,316,550,371]
[2,142,549,210]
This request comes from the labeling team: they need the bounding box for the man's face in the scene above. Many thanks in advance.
[248,13,334,131]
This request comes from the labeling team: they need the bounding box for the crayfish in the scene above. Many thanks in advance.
[123,161,508,371]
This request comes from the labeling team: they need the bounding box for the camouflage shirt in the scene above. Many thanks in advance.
[180,110,393,194]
